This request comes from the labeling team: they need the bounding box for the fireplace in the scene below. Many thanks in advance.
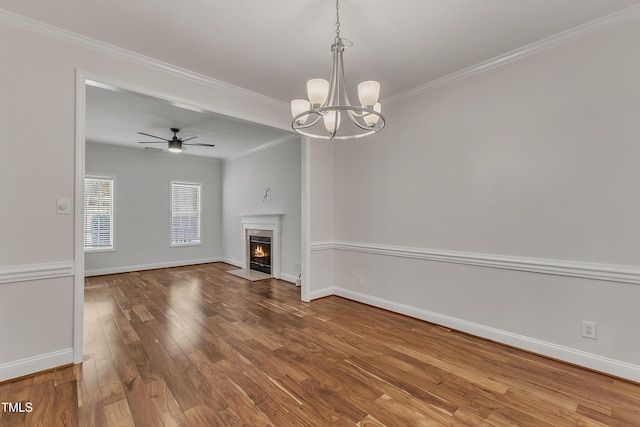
[240,214,282,279]
[249,234,272,274]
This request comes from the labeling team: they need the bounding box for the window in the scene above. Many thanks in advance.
[84,176,114,251]
[171,181,201,246]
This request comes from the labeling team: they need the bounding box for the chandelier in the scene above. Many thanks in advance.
[290,0,385,140]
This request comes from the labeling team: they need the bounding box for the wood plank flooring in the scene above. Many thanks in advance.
[1,262,640,426]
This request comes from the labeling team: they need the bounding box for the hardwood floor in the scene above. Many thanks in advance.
[1,262,639,426]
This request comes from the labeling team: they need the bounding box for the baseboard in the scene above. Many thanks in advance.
[281,273,302,284]
[219,258,242,268]
[309,286,335,301]
[0,348,74,383]
[333,287,640,383]
[84,258,221,277]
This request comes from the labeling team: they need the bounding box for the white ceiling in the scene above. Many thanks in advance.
[85,84,294,159]
[3,0,640,158]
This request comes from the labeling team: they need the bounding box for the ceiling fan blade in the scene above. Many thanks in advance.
[180,136,197,142]
[183,143,215,147]
[137,132,170,142]
[137,141,165,144]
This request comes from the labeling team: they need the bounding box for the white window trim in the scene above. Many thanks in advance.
[84,175,116,253]
[170,180,202,247]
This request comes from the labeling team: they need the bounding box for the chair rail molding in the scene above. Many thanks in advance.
[310,240,640,285]
[0,261,75,284]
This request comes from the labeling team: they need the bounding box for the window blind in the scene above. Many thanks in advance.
[171,182,201,246]
[84,176,114,250]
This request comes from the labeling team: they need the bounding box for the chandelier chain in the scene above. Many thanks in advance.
[335,0,341,39]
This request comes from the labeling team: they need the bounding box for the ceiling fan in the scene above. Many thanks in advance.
[137,128,215,153]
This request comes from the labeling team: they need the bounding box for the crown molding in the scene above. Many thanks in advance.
[225,134,299,162]
[0,9,288,111]
[384,4,640,105]
[4,5,640,112]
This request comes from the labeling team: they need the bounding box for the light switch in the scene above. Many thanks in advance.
[57,198,71,215]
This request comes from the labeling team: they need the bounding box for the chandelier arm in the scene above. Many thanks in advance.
[352,116,382,131]
[348,110,371,117]
[326,43,339,108]
[345,107,385,131]
[331,48,340,136]
[346,107,358,122]
[304,105,383,117]
[324,42,342,137]
[294,127,380,140]
[346,108,369,130]
[292,113,323,130]
[337,44,353,108]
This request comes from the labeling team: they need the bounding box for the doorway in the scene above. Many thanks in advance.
[74,71,309,364]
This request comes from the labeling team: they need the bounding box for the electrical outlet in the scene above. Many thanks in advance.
[582,321,597,340]
[137,253,143,260]
[356,275,364,286]
[295,263,301,273]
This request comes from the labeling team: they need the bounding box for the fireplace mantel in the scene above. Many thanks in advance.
[240,214,283,279]
[239,214,283,228]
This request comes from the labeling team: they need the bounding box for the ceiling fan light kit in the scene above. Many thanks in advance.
[291,0,385,140]
[137,127,215,153]
[168,138,182,153]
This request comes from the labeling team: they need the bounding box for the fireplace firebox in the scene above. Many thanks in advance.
[249,235,272,274]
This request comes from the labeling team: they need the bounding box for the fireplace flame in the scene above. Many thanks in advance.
[253,245,267,257]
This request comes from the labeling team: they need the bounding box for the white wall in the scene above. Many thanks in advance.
[0,17,290,381]
[85,142,222,275]
[318,20,640,380]
[221,138,302,283]
[308,141,335,299]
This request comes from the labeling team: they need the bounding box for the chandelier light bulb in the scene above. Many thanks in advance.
[307,79,330,107]
[357,81,380,108]
[291,99,311,124]
[323,110,341,133]
[364,103,382,127]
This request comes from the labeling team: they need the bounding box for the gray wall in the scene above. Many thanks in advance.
[309,19,640,380]
[85,142,222,274]
[222,138,302,282]
[0,15,289,381]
